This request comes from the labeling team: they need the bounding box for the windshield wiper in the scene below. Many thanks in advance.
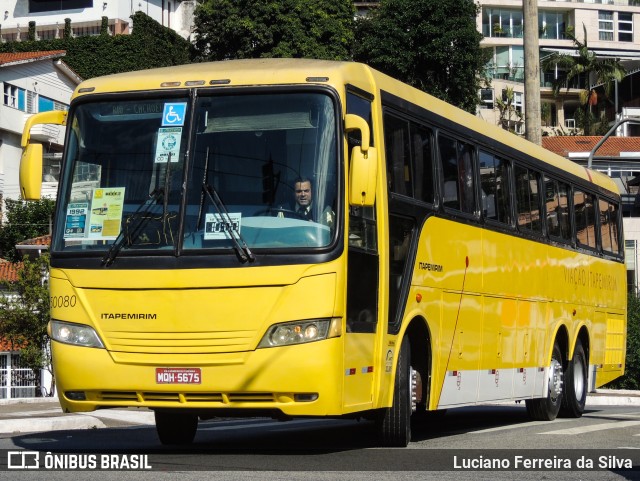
[197,147,255,263]
[101,187,165,267]
[102,155,177,267]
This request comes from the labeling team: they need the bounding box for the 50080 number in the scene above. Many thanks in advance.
[50,295,77,308]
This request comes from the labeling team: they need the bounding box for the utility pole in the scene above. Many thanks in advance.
[523,0,541,145]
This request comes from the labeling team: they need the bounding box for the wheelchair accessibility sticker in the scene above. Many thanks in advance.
[162,102,187,126]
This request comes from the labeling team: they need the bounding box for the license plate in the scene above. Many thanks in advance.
[156,367,202,384]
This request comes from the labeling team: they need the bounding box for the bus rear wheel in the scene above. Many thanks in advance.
[560,339,588,418]
[526,341,563,421]
[376,336,412,447]
[154,410,198,445]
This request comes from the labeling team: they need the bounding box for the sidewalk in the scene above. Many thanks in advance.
[0,397,154,434]
[1,389,638,435]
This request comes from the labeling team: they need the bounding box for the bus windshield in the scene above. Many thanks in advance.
[53,91,339,256]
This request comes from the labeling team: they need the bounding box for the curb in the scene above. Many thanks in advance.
[0,415,106,435]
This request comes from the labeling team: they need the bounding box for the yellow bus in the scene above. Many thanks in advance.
[21,59,626,447]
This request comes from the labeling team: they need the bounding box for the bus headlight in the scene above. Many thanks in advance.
[50,320,105,348]
[258,318,342,348]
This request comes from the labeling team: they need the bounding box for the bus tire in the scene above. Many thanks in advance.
[560,339,588,418]
[376,336,412,447]
[525,341,563,421]
[154,410,198,445]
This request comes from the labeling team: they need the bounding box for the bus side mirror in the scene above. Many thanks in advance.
[20,143,43,200]
[20,110,67,201]
[345,114,377,207]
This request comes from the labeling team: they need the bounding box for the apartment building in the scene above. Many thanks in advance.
[0,0,196,41]
[477,0,640,135]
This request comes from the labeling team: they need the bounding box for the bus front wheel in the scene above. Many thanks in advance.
[525,341,564,421]
[376,336,412,447]
[154,410,198,445]
[560,339,588,418]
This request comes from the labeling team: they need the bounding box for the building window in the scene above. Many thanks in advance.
[482,8,523,38]
[29,0,93,14]
[503,89,523,114]
[619,12,633,42]
[599,11,614,41]
[3,83,25,110]
[480,89,494,109]
[538,10,567,40]
[487,46,524,82]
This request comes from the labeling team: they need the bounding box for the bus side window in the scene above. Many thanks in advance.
[599,198,621,255]
[438,134,475,215]
[410,123,434,204]
[545,176,571,241]
[515,165,542,234]
[609,201,621,255]
[384,113,412,197]
[575,189,596,249]
[479,150,510,225]
[600,198,613,253]
[439,135,459,209]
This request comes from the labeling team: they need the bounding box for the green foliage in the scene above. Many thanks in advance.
[64,18,72,40]
[28,21,36,42]
[0,254,52,395]
[193,0,355,61]
[0,198,55,262]
[0,12,192,80]
[353,0,489,113]
[101,16,109,36]
[605,294,640,390]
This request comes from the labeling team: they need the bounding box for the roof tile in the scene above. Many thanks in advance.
[542,136,640,158]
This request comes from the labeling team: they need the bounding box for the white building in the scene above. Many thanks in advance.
[477,0,640,135]
[0,50,81,207]
[0,0,197,41]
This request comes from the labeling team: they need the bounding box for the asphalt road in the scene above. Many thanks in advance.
[0,401,639,480]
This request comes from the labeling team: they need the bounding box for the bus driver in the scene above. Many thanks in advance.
[293,177,334,227]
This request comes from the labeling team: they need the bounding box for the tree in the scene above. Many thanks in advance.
[353,0,489,113]
[0,198,55,262]
[192,0,355,61]
[496,86,523,134]
[0,254,52,396]
[542,24,626,135]
[605,293,640,391]
[523,0,541,145]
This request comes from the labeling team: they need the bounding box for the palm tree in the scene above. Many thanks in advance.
[542,24,626,135]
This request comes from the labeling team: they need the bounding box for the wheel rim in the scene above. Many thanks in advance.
[549,358,563,402]
[573,354,585,401]
[410,366,418,413]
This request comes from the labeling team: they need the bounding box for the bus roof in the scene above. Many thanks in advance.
[73,58,619,198]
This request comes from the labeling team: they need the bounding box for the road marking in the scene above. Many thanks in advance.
[586,411,640,419]
[542,420,640,435]
[469,418,573,434]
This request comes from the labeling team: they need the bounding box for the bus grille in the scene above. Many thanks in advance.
[95,391,277,403]
[103,330,257,354]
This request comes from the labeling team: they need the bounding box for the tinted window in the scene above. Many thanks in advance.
[515,165,542,233]
[544,176,571,242]
[410,123,434,204]
[600,199,620,255]
[575,190,596,249]
[439,135,475,214]
[384,114,412,196]
[479,150,510,224]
